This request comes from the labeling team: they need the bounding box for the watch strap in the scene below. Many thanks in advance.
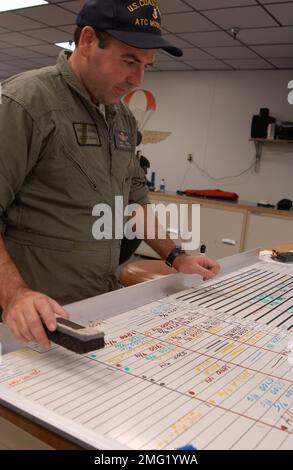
[165,246,186,267]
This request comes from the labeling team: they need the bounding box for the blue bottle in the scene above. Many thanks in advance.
[150,172,155,191]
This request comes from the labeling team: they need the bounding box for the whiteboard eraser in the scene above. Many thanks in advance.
[44,317,105,354]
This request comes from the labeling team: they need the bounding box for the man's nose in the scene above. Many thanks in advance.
[128,65,144,88]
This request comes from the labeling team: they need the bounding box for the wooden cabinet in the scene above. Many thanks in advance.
[244,212,293,250]
[134,193,293,260]
[199,205,246,259]
[135,197,247,260]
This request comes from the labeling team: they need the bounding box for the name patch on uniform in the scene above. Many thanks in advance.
[114,130,132,150]
[73,123,101,147]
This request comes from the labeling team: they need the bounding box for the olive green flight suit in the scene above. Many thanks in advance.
[0,51,149,305]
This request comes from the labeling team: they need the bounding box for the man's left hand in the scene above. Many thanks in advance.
[173,254,220,280]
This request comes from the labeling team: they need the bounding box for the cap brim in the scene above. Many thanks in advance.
[106,30,183,58]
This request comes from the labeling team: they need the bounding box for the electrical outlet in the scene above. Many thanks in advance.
[187,154,193,162]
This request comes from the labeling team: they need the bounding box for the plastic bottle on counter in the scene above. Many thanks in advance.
[160,179,166,193]
[149,172,155,191]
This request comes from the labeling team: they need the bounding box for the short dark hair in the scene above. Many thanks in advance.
[73,26,110,48]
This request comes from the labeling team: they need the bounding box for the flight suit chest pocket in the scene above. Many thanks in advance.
[73,123,102,148]
[34,125,108,200]
[59,124,109,192]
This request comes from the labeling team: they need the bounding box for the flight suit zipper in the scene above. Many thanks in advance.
[65,152,98,190]
[95,106,114,175]
[108,122,115,175]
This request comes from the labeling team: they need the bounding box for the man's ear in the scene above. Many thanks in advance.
[79,26,97,50]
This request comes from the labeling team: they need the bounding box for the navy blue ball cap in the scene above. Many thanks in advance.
[76,0,183,57]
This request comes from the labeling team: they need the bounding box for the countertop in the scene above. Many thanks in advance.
[148,191,293,218]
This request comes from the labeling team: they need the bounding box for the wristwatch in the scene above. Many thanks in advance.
[165,246,186,267]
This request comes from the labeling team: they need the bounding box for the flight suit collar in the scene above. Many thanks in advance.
[56,50,118,124]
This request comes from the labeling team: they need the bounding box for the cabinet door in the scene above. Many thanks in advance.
[244,213,293,250]
[135,200,246,260]
[199,206,246,259]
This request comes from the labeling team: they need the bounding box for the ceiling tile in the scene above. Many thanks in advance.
[180,30,239,47]
[251,44,293,57]
[24,27,71,42]
[0,40,10,48]
[58,0,84,14]
[258,0,293,3]
[155,51,175,62]
[2,47,43,59]
[0,62,16,75]
[28,43,63,55]
[58,24,76,34]
[0,1,292,72]
[186,59,232,69]
[204,46,259,58]
[269,57,293,68]
[239,26,293,44]
[180,48,214,59]
[17,5,76,26]
[0,72,21,80]
[265,2,293,26]
[186,0,257,9]
[1,58,41,69]
[159,0,193,13]
[225,58,273,68]
[0,32,44,47]
[155,61,193,70]
[0,68,15,75]
[0,63,12,71]
[0,62,21,72]
[31,56,57,66]
[163,11,218,33]
[0,12,44,31]
[0,51,17,61]
[0,62,20,72]
[162,33,194,48]
[204,6,278,29]
[157,47,213,61]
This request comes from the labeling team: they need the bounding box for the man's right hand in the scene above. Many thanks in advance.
[2,288,69,348]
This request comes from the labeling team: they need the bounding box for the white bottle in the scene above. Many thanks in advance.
[160,179,166,193]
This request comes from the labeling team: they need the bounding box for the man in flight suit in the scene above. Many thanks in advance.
[0,0,220,348]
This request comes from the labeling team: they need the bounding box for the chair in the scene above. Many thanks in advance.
[119,259,176,287]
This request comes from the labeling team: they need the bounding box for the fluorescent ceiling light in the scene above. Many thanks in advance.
[55,42,75,52]
[0,1,48,13]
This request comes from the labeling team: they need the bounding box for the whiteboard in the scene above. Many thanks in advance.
[0,254,292,450]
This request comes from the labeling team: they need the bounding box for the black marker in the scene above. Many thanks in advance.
[200,244,206,255]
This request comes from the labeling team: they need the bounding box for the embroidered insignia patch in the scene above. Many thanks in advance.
[114,130,132,150]
[73,123,101,147]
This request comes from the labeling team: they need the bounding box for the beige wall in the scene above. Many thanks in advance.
[140,69,293,204]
